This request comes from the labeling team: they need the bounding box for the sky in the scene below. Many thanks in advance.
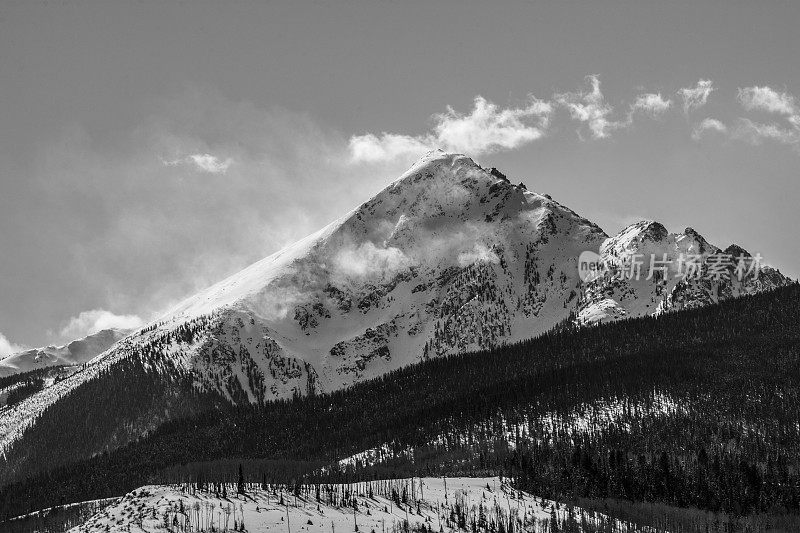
[1,0,799,351]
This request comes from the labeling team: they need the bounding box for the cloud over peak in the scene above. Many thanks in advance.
[349,95,552,163]
[433,96,552,154]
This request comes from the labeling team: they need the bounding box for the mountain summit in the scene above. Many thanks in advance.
[154,150,607,393]
[0,152,791,474]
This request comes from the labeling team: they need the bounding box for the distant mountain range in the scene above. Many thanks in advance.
[0,328,131,378]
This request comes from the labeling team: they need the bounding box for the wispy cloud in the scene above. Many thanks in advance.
[553,78,670,139]
[691,118,728,141]
[0,332,26,358]
[59,309,144,340]
[162,153,234,174]
[349,95,552,163]
[678,79,715,114]
[732,118,798,146]
[554,75,619,139]
[734,86,799,147]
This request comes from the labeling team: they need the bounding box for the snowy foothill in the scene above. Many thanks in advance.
[69,477,628,533]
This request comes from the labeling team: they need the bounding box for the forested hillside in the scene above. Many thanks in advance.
[2,284,799,529]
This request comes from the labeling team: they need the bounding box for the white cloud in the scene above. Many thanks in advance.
[161,153,234,174]
[556,81,674,139]
[732,85,800,148]
[350,78,710,154]
[432,96,552,154]
[678,79,715,114]
[0,332,26,358]
[733,87,800,149]
[691,118,728,141]
[555,75,620,139]
[59,309,144,340]
[630,93,672,118]
[738,86,796,115]
[348,95,552,163]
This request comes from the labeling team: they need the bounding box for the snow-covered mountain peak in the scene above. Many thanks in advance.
[395,148,477,174]
[601,220,719,261]
[723,243,750,257]
[164,151,601,326]
[601,220,668,255]
[674,226,716,255]
[100,152,610,397]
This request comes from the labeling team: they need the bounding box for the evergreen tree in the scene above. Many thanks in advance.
[238,464,246,495]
